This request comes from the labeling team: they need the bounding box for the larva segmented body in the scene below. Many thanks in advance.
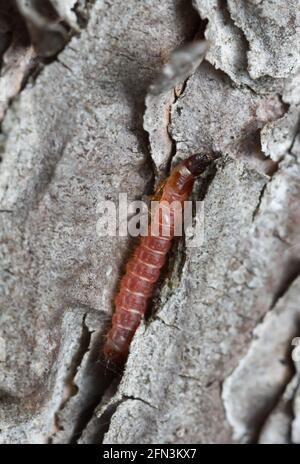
[103,153,215,363]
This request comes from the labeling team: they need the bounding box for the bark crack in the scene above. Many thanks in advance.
[49,313,92,442]
[252,183,267,221]
[222,278,300,444]
[0,0,97,143]
[270,260,300,311]
[122,394,157,410]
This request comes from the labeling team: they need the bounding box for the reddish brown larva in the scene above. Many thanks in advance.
[103,153,216,363]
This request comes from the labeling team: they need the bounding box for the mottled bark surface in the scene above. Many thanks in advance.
[0,0,300,444]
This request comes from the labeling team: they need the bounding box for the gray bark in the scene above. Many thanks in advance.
[0,0,300,444]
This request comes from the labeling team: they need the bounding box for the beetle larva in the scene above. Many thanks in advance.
[103,153,216,363]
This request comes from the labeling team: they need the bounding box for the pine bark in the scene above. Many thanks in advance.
[0,0,300,444]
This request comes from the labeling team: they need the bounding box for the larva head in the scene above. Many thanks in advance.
[167,152,219,196]
[183,152,220,177]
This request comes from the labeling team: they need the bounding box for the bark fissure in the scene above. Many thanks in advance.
[49,314,92,442]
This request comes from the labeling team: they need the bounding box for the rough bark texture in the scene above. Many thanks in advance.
[0,0,300,444]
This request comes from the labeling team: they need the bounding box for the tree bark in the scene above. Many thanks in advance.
[0,0,300,444]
